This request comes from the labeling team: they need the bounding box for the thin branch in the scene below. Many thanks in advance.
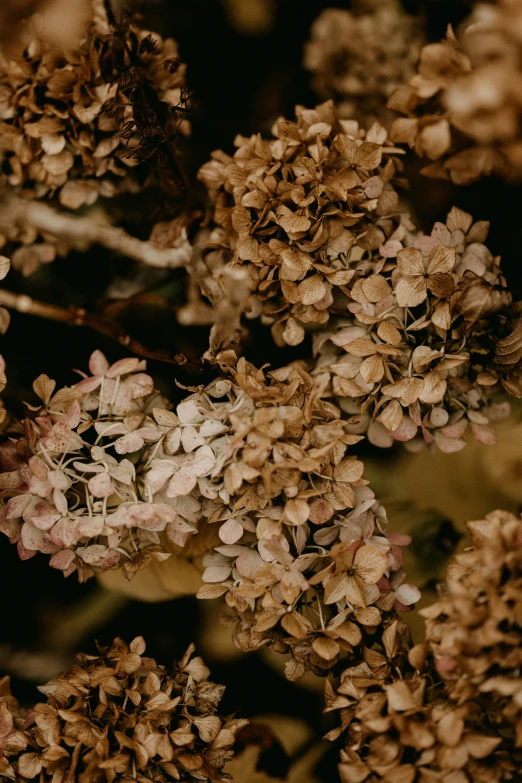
[0,288,201,370]
[1,197,193,269]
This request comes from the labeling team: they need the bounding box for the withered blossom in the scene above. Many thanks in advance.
[304,0,422,126]
[423,509,522,746]
[198,100,408,347]
[0,637,246,782]
[389,0,522,183]
[190,356,419,678]
[312,207,518,452]
[0,0,189,273]
[0,351,185,581]
[326,638,517,782]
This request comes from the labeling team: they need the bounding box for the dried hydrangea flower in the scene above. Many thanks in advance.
[0,0,188,273]
[0,675,30,779]
[0,637,246,782]
[304,0,422,126]
[198,100,408,347]
[0,351,184,581]
[389,0,522,183]
[325,635,518,782]
[312,207,516,451]
[181,356,419,678]
[422,509,522,745]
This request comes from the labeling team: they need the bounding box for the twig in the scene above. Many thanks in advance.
[0,288,201,370]
[0,197,193,269]
[178,229,252,360]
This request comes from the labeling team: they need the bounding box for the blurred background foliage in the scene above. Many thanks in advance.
[1,1,522,780]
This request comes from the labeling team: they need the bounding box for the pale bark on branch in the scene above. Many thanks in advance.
[1,197,193,269]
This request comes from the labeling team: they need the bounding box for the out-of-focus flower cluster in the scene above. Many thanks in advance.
[325,509,522,781]
[326,635,517,782]
[0,0,188,273]
[423,509,522,747]
[0,637,246,782]
[304,0,422,126]
[198,100,409,348]
[0,350,420,678]
[389,0,522,183]
[312,206,516,452]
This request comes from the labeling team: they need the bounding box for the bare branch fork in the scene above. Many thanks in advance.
[0,197,193,269]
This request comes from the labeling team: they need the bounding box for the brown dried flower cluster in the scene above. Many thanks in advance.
[389,0,522,183]
[198,100,408,347]
[325,632,517,782]
[0,0,188,272]
[312,206,516,451]
[0,637,246,782]
[304,0,422,126]
[187,355,419,678]
[423,509,522,746]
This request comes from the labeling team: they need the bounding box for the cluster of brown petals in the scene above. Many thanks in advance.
[0,1,187,273]
[198,100,408,347]
[423,509,522,746]
[0,637,245,782]
[193,355,419,678]
[312,207,516,452]
[304,0,422,126]
[326,633,517,782]
[389,0,522,183]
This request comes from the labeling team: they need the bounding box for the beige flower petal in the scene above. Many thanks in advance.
[354,545,388,584]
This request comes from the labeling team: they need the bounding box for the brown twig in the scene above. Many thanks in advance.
[0,197,193,269]
[0,288,201,370]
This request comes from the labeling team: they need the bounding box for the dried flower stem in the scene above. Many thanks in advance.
[0,198,193,269]
[0,287,201,369]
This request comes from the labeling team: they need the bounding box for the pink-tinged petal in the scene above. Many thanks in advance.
[17,540,37,560]
[21,521,45,551]
[219,518,244,545]
[124,502,177,531]
[106,357,142,378]
[390,416,417,442]
[89,350,109,376]
[236,549,264,579]
[145,461,176,494]
[64,400,82,429]
[49,550,76,572]
[78,545,120,569]
[74,375,103,393]
[394,583,421,606]
[114,431,145,455]
[167,470,198,497]
[88,472,114,498]
[387,532,412,546]
[6,494,34,519]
